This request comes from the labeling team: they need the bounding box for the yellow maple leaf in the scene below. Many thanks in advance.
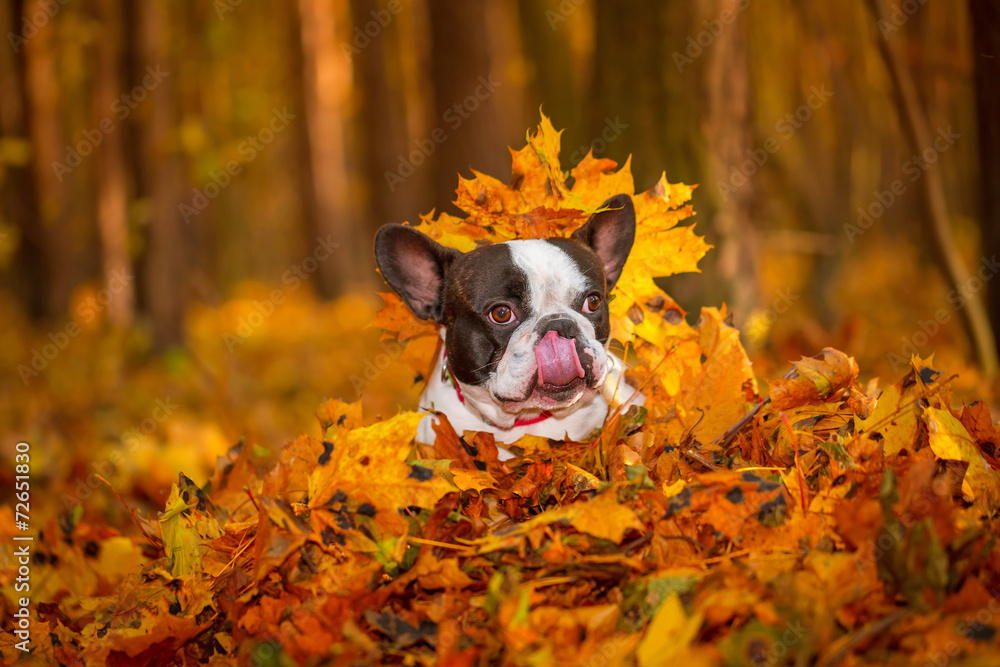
[308,411,455,515]
[636,592,709,667]
[855,382,921,457]
[450,465,497,492]
[468,488,642,551]
[924,406,1000,512]
[158,481,221,576]
[570,152,635,206]
[368,292,437,342]
[412,209,485,251]
[508,112,570,209]
[563,490,644,543]
[654,307,758,444]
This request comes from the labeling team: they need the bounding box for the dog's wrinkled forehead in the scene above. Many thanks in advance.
[444,239,604,317]
[508,239,604,310]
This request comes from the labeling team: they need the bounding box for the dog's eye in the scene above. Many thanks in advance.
[583,294,602,313]
[489,304,515,324]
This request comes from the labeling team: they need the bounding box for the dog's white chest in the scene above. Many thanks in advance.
[415,349,642,460]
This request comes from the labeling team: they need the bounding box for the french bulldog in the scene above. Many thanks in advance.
[374,194,643,459]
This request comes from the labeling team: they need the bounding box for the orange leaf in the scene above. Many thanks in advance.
[769,347,859,410]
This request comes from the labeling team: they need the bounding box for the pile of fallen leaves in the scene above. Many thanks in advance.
[3,116,1000,666]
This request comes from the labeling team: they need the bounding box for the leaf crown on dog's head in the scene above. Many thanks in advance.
[373,113,708,348]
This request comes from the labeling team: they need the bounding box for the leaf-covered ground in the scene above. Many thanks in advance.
[3,117,1000,666]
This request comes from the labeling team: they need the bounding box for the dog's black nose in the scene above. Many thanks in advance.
[533,314,582,342]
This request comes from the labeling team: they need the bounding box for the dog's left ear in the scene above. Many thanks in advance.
[571,194,636,291]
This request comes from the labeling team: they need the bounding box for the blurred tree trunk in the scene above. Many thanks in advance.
[516,0,583,147]
[589,0,714,315]
[427,0,505,211]
[286,0,321,275]
[22,0,80,316]
[590,0,672,181]
[139,0,185,349]
[593,0,757,320]
[0,0,45,317]
[969,0,1000,362]
[351,0,426,229]
[701,0,759,325]
[789,3,857,331]
[299,0,359,294]
[95,0,134,328]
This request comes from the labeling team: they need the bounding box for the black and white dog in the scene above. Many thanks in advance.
[374,194,642,458]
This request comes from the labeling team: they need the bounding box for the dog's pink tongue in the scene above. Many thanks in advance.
[534,330,585,387]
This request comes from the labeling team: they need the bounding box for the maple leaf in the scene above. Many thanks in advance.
[158,475,222,576]
[959,400,1000,469]
[468,486,644,550]
[368,292,437,341]
[768,347,860,410]
[308,411,455,522]
[86,597,214,662]
[855,380,921,458]
[924,407,1000,513]
[636,592,711,666]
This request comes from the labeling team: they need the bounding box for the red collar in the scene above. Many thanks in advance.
[443,352,552,428]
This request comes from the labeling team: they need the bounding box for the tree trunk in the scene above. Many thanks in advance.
[298,0,359,295]
[589,0,713,313]
[351,0,427,233]
[516,0,582,149]
[95,0,134,328]
[701,0,759,324]
[969,0,1000,364]
[286,0,321,280]
[139,0,185,349]
[427,0,505,211]
[590,0,672,181]
[0,0,46,317]
[22,0,81,316]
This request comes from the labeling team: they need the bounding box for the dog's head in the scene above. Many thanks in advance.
[374,194,635,422]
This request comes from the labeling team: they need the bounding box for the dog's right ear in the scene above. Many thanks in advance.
[571,194,636,291]
[374,224,461,322]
